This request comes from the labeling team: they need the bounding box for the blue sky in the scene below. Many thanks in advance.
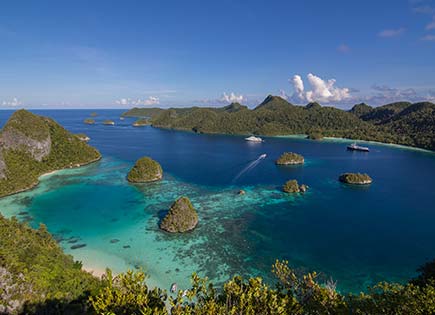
[0,0,434,109]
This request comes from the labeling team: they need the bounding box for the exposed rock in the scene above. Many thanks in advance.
[84,118,95,124]
[127,157,163,182]
[133,118,150,127]
[276,152,304,165]
[339,173,373,185]
[103,120,115,125]
[299,184,308,193]
[160,196,198,233]
[1,110,51,162]
[282,180,308,193]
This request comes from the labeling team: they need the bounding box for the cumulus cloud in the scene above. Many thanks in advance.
[358,84,435,105]
[289,73,351,103]
[220,92,245,104]
[115,96,160,106]
[2,97,22,107]
[378,28,405,37]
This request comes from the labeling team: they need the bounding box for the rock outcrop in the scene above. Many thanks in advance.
[160,197,198,233]
[282,180,308,193]
[127,157,163,182]
[276,152,304,165]
[339,173,373,185]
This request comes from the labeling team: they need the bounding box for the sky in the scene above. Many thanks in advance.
[0,0,435,109]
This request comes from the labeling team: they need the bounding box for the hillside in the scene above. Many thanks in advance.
[124,97,435,150]
[0,215,100,314]
[0,110,101,197]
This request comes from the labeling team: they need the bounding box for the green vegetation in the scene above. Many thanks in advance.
[339,173,373,185]
[160,196,198,233]
[133,118,150,127]
[276,152,304,165]
[282,179,300,193]
[122,107,165,118]
[2,216,435,314]
[0,110,101,197]
[0,215,101,314]
[90,112,98,117]
[127,157,163,183]
[307,131,324,140]
[84,118,95,124]
[102,120,115,125]
[123,96,435,151]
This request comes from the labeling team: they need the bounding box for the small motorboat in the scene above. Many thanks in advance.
[245,136,263,142]
[259,154,267,159]
[347,143,369,152]
[170,283,177,293]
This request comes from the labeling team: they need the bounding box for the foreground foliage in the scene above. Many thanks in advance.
[0,215,101,314]
[2,215,435,314]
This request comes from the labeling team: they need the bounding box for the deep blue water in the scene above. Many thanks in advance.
[0,109,434,292]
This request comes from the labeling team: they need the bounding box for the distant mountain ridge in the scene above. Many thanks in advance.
[122,96,435,150]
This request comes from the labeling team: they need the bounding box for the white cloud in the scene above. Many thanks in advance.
[115,96,160,106]
[220,92,244,104]
[422,34,435,40]
[289,73,351,103]
[378,28,405,37]
[1,97,22,107]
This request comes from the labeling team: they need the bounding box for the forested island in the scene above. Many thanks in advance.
[123,96,435,151]
[1,214,435,314]
[0,110,101,197]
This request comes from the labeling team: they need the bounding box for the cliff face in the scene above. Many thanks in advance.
[0,110,101,197]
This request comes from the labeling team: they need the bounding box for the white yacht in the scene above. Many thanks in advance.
[245,136,263,142]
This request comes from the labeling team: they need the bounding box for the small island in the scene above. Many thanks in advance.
[276,152,304,165]
[90,112,98,117]
[282,180,308,193]
[132,118,150,127]
[103,120,115,125]
[339,173,373,185]
[127,157,163,182]
[160,196,198,233]
[84,118,95,125]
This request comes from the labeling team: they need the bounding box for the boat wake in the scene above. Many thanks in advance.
[232,154,267,182]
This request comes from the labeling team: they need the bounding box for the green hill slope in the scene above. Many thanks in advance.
[0,110,101,197]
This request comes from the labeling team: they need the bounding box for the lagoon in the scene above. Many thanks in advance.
[0,109,434,293]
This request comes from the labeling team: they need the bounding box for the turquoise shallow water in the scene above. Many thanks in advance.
[0,109,435,293]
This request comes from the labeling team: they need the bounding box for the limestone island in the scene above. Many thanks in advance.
[282,180,308,193]
[132,118,150,127]
[103,120,115,125]
[160,196,198,233]
[90,112,98,117]
[0,110,101,197]
[84,118,95,125]
[75,133,90,142]
[276,152,304,165]
[339,173,373,185]
[127,156,163,182]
